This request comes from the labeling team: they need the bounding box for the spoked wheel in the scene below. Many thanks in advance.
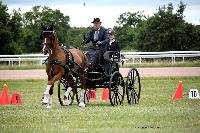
[58,79,75,106]
[109,71,125,106]
[126,68,141,104]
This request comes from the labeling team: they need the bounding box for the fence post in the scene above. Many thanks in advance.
[172,55,176,64]
[40,59,43,66]
[174,56,176,63]
[19,57,21,67]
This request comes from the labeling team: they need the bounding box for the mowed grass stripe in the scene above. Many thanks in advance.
[0,77,200,132]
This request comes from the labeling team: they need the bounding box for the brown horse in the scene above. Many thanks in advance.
[40,24,87,108]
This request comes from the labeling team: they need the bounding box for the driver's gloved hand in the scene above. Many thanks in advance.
[96,41,101,46]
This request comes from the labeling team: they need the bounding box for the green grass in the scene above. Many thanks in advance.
[0,62,45,70]
[0,77,200,132]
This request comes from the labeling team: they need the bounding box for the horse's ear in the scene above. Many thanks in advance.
[41,23,46,30]
[49,23,54,31]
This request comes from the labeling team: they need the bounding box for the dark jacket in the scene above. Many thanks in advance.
[108,40,121,60]
[85,27,109,52]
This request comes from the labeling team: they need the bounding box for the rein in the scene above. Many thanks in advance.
[44,59,103,81]
[44,47,81,75]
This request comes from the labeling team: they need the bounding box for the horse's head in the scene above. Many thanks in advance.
[40,24,57,55]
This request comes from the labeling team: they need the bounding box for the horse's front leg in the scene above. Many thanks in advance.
[41,78,54,107]
[42,72,63,108]
[62,75,75,106]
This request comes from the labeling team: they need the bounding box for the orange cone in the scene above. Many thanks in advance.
[87,90,96,100]
[0,83,10,105]
[10,93,22,105]
[0,95,2,104]
[172,81,183,100]
[102,87,109,101]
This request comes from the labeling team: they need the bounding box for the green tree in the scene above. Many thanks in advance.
[22,6,70,53]
[0,2,23,54]
[114,11,146,50]
[135,1,200,51]
[116,1,200,52]
[136,2,186,51]
[66,27,89,48]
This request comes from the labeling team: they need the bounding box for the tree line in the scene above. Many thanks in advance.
[0,1,200,54]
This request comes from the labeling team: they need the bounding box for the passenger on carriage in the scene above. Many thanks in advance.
[108,30,121,52]
[103,29,121,61]
[83,18,109,67]
[103,29,121,76]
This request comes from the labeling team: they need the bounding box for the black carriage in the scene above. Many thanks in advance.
[58,50,141,106]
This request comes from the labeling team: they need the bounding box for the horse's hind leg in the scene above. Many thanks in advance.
[79,76,87,108]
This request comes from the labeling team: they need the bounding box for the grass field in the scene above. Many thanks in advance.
[0,77,200,132]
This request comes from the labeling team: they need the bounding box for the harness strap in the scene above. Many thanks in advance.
[48,60,69,69]
[62,47,74,68]
[44,58,104,81]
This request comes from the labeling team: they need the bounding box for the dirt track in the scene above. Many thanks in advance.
[0,67,200,80]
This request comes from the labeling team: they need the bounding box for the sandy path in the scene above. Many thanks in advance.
[0,67,200,80]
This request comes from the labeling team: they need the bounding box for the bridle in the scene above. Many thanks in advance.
[41,30,56,55]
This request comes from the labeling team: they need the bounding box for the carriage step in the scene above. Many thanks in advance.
[87,72,102,75]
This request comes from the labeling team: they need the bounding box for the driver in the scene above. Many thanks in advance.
[83,18,109,66]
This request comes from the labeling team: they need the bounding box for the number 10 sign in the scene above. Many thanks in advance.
[189,89,200,99]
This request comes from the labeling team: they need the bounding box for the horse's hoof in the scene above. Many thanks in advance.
[41,97,48,105]
[46,105,51,109]
[41,102,47,105]
[79,102,85,108]
[63,99,70,106]
[41,95,52,105]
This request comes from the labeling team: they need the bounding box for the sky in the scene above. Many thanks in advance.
[2,0,200,28]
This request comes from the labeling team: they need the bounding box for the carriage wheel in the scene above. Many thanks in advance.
[126,68,141,104]
[109,71,125,106]
[58,79,75,106]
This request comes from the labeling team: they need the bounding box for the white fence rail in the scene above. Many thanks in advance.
[0,54,48,66]
[0,51,200,66]
[121,51,200,64]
